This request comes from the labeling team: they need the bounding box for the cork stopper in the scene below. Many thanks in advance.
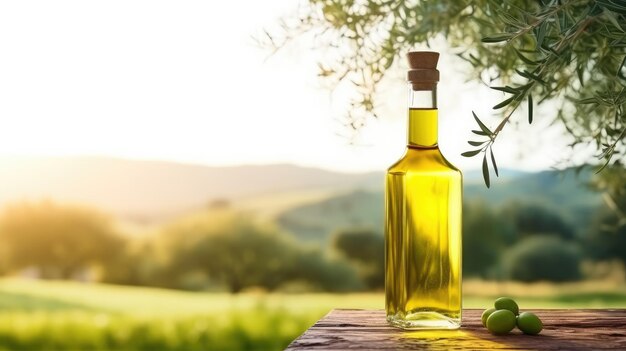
[407,51,440,90]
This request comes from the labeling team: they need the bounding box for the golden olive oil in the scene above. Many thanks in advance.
[385,52,462,329]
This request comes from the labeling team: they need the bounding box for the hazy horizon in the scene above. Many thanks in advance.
[0,153,545,174]
[0,154,574,222]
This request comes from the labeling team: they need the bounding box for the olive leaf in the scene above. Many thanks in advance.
[493,96,516,110]
[492,86,519,94]
[490,148,499,177]
[528,94,534,124]
[462,150,482,157]
[472,111,493,135]
[535,21,548,49]
[597,0,626,15]
[481,33,513,43]
[482,154,491,188]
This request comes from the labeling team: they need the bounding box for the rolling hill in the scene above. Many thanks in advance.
[277,168,603,244]
[0,156,381,220]
[0,156,602,233]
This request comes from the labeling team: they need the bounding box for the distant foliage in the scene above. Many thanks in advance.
[501,202,575,240]
[160,210,360,293]
[293,248,363,292]
[585,210,626,264]
[2,177,624,290]
[333,228,384,289]
[463,201,516,278]
[100,240,169,288]
[501,236,583,282]
[591,166,626,225]
[0,201,124,279]
[277,190,383,245]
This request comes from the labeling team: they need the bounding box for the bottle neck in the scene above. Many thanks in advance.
[407,84,438,148]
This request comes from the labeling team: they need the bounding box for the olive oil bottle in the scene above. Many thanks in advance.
[385,51,462,329]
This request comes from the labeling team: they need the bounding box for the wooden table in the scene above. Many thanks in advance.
[286,309,626,350]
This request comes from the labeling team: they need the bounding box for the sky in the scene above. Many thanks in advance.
[0,0,577,173]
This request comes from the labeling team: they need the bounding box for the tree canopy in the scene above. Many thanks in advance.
[0,201,123,279]
[160,209,361,292]
[333,228,384,289]
[265,0,626,186]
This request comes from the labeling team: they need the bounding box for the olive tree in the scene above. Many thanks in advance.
[263,0,626,187]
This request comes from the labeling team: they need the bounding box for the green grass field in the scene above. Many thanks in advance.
[0,279,624,350]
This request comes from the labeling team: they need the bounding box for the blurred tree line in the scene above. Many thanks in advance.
[0,170,624,292]
[0,202,124,280]
[0,203,362,292]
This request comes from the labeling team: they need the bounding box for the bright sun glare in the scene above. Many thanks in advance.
[0,0,573,173]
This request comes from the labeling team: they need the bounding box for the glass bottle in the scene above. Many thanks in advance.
[385,51,463,329]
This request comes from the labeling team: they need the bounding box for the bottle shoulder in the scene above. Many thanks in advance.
[387,147,462,176]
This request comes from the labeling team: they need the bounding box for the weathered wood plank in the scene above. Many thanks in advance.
[286,309,626,350]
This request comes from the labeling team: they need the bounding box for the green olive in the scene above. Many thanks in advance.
[494,297,519,315]
[486,309,517,335]
[517,312,543,335]
[481,308,496,327]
